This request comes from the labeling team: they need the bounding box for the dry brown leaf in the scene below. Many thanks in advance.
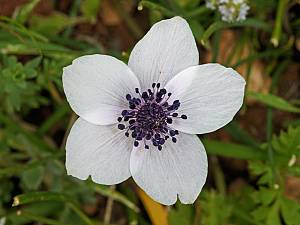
[100,0,134,26]
[137,187,169,225]
[101,0,122,26]
[228,178,247,193]
[285,175,300,203]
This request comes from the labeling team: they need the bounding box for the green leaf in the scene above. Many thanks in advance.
[224,121,260,148]
[252,206,269,222]
[266,200,281,225]
[272,126,300,156]
[13,211,67,225]
[0,55,46,113]
[38,103,70,134]
[247,92,300,113]
[252,188,277,205]
[185,5,210,19]
[80,0,101,22]
[249,161,273,185]
[201,190,233,225]
[251,188,282,225]
[12,192,72,206]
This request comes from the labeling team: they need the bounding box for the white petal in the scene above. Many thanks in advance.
[128,16,199,91]
[66,118,133,185]
[165,64,246,134]
[130,133,207,205]
[63,54,140,125]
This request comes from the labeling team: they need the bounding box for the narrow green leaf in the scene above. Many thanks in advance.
[185,6,210,19]
[12,192,72,206]
[225,122,260,148]
[189,19,205,42]
[15,211,67,225]
[13,192,95,225]
[0,16,48,42]
[202,139,266,160]
[247,92,300,113]
[38,103,70,134]
[14,0,41,24]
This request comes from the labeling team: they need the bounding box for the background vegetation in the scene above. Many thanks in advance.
[0,0,300,224]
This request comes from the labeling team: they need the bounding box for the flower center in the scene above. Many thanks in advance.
[117,83,187,150]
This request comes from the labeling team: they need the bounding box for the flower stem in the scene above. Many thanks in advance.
[104,185,115,224]
[271,0,288,47]
[266,107,274,183]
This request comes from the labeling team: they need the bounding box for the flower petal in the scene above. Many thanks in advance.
[128,16,199,90]
[66,118,133,185]
[63,54,140,125]
[130,133,207,205]
[165,64,246,134]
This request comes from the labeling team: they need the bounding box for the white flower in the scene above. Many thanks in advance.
[237,3,250,21]
[62,17,245,205]
[206,0,250,22]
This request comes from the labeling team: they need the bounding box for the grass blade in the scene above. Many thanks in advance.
[247,92,300,113]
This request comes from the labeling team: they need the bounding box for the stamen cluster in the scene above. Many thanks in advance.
[117,83,187,150]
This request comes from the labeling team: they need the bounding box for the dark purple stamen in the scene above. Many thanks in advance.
[117,83,187,150]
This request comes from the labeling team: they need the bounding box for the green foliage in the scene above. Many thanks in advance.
[272,126,300,156]
[28,13,85,36]
[251,188,300,225]
[14,0,41,24]
[200,191,233,225]
[249,161,273,185]
[169,204,194,225]
[0,55,47,113]
[248,92,300,113]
